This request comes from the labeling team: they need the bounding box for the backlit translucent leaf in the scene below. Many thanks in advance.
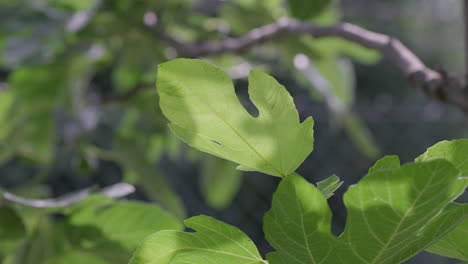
[129,215,266,264]
[158,59,314,177]
[416,139,468,178]
[264,173,337,264]
[338,160,465,264]
[367,155,400,173]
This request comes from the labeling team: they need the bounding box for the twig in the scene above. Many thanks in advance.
[1,182,135,208]
[153,18,468,115]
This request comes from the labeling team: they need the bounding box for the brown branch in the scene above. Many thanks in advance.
[154,18,468,115]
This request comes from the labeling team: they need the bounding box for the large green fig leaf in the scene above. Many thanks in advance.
[157,59,314,177]
[129,215,266,264]
[338,159,466,264]
[416,139,468,260]
[264,158,467,264]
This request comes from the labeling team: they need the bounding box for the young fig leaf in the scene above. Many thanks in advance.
[157,59,314,177]
[316,174,343,199]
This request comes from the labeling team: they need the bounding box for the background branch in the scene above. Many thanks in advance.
[149,18,468,115]
[1,182,135,208]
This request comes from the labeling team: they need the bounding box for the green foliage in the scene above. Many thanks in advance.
[339,159,466,264]
[129,59,468,264]
[0,206,26,260]
[48,252,108,264]
[416,139,468,176]
[1,1,468,263]
[0,196,182,264]
[131,155,468,264]
[416,139,468,260]
[85,140,186,219]
[201,155,243,210]
[67,197,183,251]
[264,173,335,264]
[0,207,25,241]
[288,0,333,20]
[157,59,314,177]
[129,215,266,264]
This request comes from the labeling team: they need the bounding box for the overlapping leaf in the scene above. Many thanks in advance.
[416,139,468,260]
[426,217,468,260]
[265,157,467,264]
[416,139,468,179]
[264,173,337,264]
[129,215,266,264]
[157,59,314,177]
[338,159,465,264]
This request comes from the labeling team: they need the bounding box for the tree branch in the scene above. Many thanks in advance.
[154,18,468,115]
[1,183,135,208]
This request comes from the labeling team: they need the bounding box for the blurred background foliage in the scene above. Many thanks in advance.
[0,0,467,263]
